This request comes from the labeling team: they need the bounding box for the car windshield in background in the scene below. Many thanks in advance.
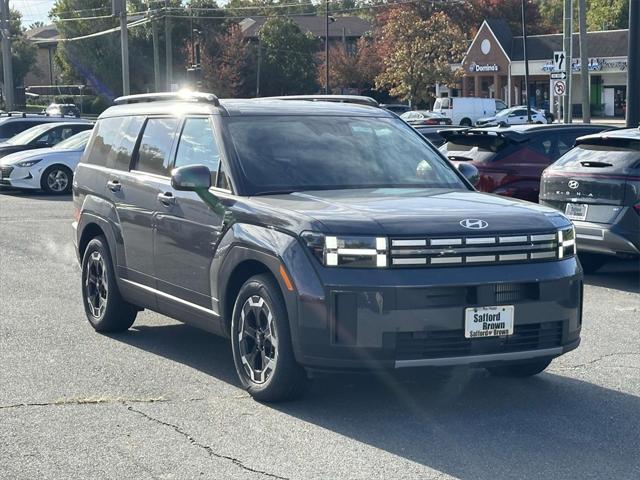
[228,116,465,194]
[53,130,92,150]
[553,143,640,169]
[5,123,52,145]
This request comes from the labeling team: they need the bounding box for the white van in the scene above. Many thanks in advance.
[432,97,508,126]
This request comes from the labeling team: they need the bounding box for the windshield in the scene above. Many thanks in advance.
[53,130,91,150]
[5,123,52,145]
[495,109,512,118]
[227,116,466,194]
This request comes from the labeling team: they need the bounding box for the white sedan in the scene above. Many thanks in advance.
[476,106,547,126]
[0,129,92,194]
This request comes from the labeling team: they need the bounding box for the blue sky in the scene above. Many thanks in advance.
[14,0,56,26]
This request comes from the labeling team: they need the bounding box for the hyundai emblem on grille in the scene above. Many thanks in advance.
[568,180,580,189]
[459,219,489,229]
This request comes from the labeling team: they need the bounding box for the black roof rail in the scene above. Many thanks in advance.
[259,95,379,107]
[7,111,27,117]
[113,91,220,106]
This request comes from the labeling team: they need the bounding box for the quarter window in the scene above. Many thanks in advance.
[135,117,179,176]
[84,116,144,170]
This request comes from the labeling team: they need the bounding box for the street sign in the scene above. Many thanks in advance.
[553,51,566,72]
[550,71,567,80]
[552,79,567,97]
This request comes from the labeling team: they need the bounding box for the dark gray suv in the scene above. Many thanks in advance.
[73,92,582,401]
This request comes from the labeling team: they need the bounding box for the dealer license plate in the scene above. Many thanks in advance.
[464,306,514,339]
[565,202,588,221]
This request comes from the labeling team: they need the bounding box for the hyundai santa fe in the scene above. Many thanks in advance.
[73,92,582,402]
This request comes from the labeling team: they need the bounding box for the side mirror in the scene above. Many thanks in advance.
[457,162,480,187]
[171,164,211,191]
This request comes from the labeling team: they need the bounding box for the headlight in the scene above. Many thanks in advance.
[16,159,42,168]
[557,226,576,258]
[301,232,388,268]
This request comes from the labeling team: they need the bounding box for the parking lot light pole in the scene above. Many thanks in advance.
[118,0,130,96]
[627,0,640,127]
[325,0,329,94]
[521,0,532,123]
[0,0,14,110]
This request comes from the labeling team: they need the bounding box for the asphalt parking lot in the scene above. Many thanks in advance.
[1,190,639,480]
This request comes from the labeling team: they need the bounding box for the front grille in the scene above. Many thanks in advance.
[0,165,13,184]
[390,232,558,267]
[394,321,563,360]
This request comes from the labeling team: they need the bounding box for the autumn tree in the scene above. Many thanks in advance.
[316,37,381,93]
[375,8,466,106]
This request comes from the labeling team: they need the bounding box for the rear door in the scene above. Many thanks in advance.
[154,115,227,311]
[541,140,640,224]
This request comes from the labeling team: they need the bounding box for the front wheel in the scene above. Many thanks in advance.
[460,118,472,127]
[486,358,551,377]
[231,274,308,402]
[41,165,73,194]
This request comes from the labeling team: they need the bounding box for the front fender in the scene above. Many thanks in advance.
[212,223,325,358]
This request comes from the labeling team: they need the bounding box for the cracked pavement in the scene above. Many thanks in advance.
[1,191,639,480]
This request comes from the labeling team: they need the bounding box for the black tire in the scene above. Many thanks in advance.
[460,118,472,127]
[579,253,608,274]
[231,274,308,402]
[40,165,73,194]
[81,235,137,332]
[487,358,552,378]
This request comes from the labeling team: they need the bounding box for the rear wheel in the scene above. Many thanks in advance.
[231,274,308,402]
[579,253,608,274]
[486,358,552,377]
[81,236,137,332]
[41,165,72,194]
[460,118,472,127]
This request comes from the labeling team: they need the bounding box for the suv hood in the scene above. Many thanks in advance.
[252,188,569,236]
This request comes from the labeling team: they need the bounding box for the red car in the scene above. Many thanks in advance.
[440,124,611,203]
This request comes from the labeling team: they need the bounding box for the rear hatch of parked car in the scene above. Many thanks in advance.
[540,135,640,224]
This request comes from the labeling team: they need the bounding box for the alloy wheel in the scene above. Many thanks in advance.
[46,169,69,192]
[85,251,108,318]
[238,295,278,384]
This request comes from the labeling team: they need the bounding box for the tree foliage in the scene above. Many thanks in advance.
[375,8,466,106]
[1,9,38,88]
[258,17,319,95]
[317,37,381,93]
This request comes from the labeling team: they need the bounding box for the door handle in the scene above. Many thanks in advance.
[157,192,175,207]
[106,179,121,192]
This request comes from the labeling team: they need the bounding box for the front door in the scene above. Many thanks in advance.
[154,116,226,311]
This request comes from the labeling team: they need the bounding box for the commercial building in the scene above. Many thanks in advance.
[449,19,629,118]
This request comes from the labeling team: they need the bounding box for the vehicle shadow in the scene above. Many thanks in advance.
[584,258,640,294]
[0,187,71,201]
[114,322,640,479]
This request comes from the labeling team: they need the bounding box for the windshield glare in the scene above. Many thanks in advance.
[53,130,91,150]
[228,116,466,194]
[6,123,52,145]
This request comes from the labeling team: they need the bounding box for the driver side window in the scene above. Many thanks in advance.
[174,117,221,185]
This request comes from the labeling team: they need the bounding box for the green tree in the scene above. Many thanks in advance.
[0,9,38,89]
[375,8,466,106]
[587,0,629,30]
[258,17,319,95]
[225,0,315,16]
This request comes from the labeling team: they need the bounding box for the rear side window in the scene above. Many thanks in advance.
[85,116,143,170]
[134,117,179,176]
[0,120,44,138]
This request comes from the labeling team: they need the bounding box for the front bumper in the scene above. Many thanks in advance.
[0,164,39,189]
[574,219,640,257]
[290,258,583,370]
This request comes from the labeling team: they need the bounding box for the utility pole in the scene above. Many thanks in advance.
[118,0,130,95]
[151,12,161,92]
[256,38,261,97]
[627,0,640,127]
[578,0,590,123]
[563,0,573,123]
[165,0,172,91]
[521,0,532,122]
[325,0,329,94]
[0,0,14,110]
